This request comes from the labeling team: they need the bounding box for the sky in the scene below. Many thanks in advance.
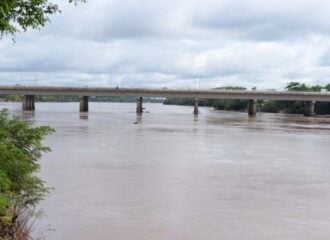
[1,0,330,89]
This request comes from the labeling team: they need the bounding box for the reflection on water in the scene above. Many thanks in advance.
[21,111,35,121]
[79,112,89,120]
[134,113,142,124]
[1,102,330,240]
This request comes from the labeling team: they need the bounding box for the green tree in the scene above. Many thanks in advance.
[261,82,330,114]
[325,84,330,91]
[0,109,54,238]
[0,0,85,39]
[285,82,310,91]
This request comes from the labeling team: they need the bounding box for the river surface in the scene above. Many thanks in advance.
[1,102,330,240]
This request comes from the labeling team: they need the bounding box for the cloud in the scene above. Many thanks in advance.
[1,0,330,89]
[193,0,330,41]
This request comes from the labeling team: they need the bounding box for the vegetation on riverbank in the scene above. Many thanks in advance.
[164,86,251,111]
[164,82,330,115]
[262,82,330,114]
[0,110,54,239]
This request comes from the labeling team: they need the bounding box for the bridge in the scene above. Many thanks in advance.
[1,86,330,116]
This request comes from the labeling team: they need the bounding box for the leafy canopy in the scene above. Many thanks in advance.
[0,109,54,218]
[0,0,85,39]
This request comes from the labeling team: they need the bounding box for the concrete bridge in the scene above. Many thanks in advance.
[1,86,330,116]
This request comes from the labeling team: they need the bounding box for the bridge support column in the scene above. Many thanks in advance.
[303,101,315,117]
[248,99,257,116]
[194,98,199,114]
[136,97,143,113]
[80,96,89,112]
[22,95,35,111]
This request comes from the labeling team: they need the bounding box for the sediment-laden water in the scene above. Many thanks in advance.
[1,102,330,240]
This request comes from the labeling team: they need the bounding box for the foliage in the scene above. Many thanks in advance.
[163,98,195,106]
[262,82,330,114]
[260,101,284,113]
[0,95,21,102]
[164,86,249,111]
[0,0,85,39]
[164,83,330,115]
[0,109,54,226]
[285,82,310,91]
[316,102,330,114]
[326,84,330,91]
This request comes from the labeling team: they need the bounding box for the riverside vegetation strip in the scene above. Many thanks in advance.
[0,110,54,240]
[163,82,330,115]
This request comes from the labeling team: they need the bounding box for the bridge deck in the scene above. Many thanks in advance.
[0,86,330,102]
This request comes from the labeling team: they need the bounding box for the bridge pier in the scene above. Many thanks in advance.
[80,96,89,112]
[248,99,257,116]
[136,97,143,113]
[22,95,35,111]
[194,98,199,114]
[303,101,315,117]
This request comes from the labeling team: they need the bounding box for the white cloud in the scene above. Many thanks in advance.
[1,0,330,89]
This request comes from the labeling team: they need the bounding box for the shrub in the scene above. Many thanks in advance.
[0,109,54,239]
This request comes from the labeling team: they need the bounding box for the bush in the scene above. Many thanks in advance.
[0,109,54,239]
[261,101,282,113]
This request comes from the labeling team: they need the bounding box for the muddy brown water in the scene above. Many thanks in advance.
[1,102,330,240]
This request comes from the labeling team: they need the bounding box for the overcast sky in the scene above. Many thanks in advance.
[1,0,330,89]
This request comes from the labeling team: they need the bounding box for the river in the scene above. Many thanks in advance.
[1,102,330,240]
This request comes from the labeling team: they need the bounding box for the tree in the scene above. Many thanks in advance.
[285,82,310,91]
[261,82,330,114]
[325,84,330,91]
[0,109,54,238]
[0,0,85,39]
